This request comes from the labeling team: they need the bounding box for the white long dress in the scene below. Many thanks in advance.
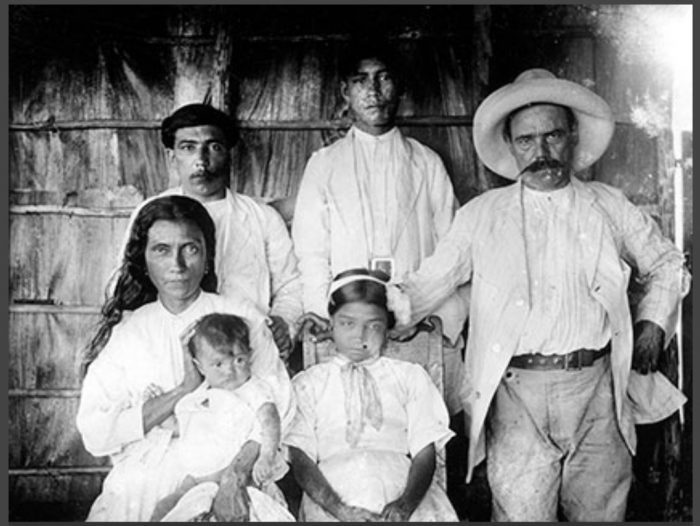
[76,291,294,521]
[284,355,459,522]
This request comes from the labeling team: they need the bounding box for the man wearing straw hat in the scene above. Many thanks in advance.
[393,69,689,521]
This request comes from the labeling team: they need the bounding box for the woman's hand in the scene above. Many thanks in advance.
[180,349,202,393]
[379,498,412,521]
[179,323,202,393]
[333,503,382,522]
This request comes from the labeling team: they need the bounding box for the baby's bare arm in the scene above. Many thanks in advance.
[256,401,281,457]
[251,401,281,486]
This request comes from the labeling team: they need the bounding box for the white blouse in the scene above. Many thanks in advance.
[76,291,294,459]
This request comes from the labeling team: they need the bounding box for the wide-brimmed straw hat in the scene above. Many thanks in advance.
[473,68,615,180]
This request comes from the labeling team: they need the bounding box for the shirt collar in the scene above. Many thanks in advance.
[522,180,574,210]
[333,352,382,368]
[351,125,400,144]
[156,288,206,319]
[173,186,247,222]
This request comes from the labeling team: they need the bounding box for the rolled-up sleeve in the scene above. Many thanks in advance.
[615,193,690,346]
[405,364,454,458]
[76,352,144,458]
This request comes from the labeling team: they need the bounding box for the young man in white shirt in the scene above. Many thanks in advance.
[118,104,302,360]
[292,41,469,425]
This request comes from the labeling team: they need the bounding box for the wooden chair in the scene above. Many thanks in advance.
[302,315,448,490]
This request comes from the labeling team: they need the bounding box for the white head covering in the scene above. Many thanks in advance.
[328,274,387,302]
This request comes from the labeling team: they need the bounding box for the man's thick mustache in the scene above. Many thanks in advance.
[519,158,564,176]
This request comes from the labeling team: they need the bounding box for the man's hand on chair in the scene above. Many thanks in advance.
[295,312,333,343]
[268,315,293,363]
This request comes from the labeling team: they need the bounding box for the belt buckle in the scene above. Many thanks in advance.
[564,350,582,371]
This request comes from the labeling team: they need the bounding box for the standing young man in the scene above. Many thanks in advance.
[292,42,469,418]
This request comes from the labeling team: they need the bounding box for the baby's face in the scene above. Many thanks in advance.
[193,337,251,390]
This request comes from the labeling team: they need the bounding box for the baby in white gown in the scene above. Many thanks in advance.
[150,313,291,522]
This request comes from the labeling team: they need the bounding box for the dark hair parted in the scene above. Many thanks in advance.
[502,102,577,142]
[161,103,238,149]
[81,195,218,377]
[187,313,251,360]
[328,268,395,329]
[339,40,405,93]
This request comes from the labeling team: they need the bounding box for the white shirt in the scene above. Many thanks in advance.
[76,291,294,459]
[516,184,610,355]
[285,355,453,463]
[292,126,469,342]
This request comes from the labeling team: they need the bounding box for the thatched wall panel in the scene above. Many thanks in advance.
[233,40,476,119]
[11,47,174,123]
[235,42,332,121]
[10,130,167,206]
[596,124,660,207]
[234,130,326,200]
[490,30,595,93]
[115,130,170,201]
[401,126,478,204]
[9,399,23,468]
[9,397,104,468]
[10,214,129,304]
[10,311,100,390]
[10,473,103,520]
[395,40,474,119]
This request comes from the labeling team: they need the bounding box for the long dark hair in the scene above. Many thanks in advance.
[81,195,218,377]
[328,268,395,329]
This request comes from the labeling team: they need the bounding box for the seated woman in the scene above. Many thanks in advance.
[285,268,459,522]
[76,195,294,522]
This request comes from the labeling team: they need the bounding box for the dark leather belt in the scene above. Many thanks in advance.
[509,343,611,371]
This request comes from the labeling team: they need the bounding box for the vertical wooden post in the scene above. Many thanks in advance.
[168,6,231,111]
[471,5,492,194]
[166,7,232,187]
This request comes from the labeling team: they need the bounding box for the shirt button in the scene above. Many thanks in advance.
[491,343,502,353]
[515,299,525,307]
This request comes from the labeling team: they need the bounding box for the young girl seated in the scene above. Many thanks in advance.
[150,313,293,522]
[285,268,459,522]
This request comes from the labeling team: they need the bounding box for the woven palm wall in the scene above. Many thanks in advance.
[9,5,687,521]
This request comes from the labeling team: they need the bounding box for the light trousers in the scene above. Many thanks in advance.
[486,356,632,521]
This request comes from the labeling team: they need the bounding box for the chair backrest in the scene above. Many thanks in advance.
[301,315,447,489]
